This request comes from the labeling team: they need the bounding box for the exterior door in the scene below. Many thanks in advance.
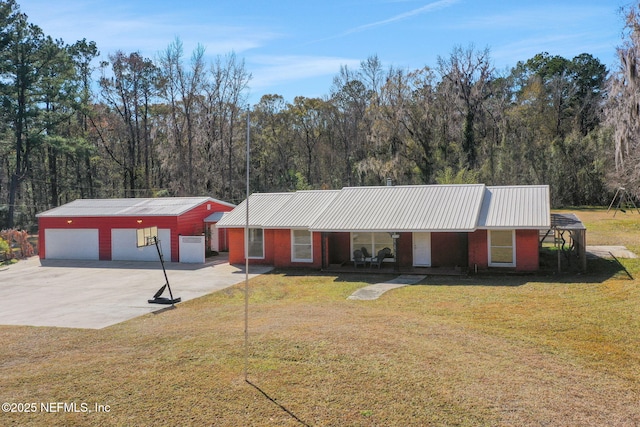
[210,224,219,252]
[413,232,432,267]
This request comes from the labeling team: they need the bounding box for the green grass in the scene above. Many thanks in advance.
[0,258,18,267]
[1,209,639,426]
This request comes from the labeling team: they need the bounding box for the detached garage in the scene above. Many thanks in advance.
[37,197,235,262]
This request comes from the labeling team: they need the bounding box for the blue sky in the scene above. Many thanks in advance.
[19,0,630,104]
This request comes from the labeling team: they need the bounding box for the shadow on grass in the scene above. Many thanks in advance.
[422,256,634,287]
[246,380,311,426]
[267,267,396,285]
[262,255,633,288]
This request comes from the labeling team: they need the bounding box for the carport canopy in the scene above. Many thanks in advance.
[551,213,587,272]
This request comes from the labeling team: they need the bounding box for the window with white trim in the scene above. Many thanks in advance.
[488,230,515,267]
[291,229,313,262]
[247,228,264,259]
[351,232,394,259]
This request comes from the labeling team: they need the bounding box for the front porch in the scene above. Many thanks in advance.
[322,231,469,274]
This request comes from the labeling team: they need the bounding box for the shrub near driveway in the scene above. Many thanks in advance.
[0,209,639,426]
[0,237,9,261]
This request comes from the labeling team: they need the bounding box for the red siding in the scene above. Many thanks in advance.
[177,200,233,236]
[227,228,245,264]
[226,228,274,266]
[225,228,322,268]
[431,232,468,267]
[227,227,539,271]
[306,231,323,268]
[216,227,229,252]
[263,229,276,264]
[467,229,540,271]
[39,216,178,260]
[38,199,233,262]
[271,229,289,265]
[397,233,412,268]
[177,200,234,258]
[515,229,539,271]
[328,233,350,264]
[468,230,488,270]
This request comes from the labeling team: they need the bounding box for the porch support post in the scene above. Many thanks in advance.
[321,232,327,269]
[580,230,587,272]
[392,232,400,273]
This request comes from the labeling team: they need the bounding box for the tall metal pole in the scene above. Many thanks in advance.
[244,106,250,382]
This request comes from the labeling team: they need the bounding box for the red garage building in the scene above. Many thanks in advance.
[37,197,235,262]
[216,185,550,272]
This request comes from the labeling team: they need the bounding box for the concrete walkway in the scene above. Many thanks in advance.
[586,245,638,259]
[347,275,427,300]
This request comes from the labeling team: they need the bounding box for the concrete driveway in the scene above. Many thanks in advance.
[0,255,272,329]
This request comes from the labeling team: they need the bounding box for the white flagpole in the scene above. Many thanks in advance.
[244,106,250,382]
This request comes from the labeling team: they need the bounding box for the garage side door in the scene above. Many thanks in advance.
[111,229,171,261]
[45,229,99,260]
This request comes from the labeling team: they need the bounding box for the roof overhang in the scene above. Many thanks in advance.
[217,184,552,233]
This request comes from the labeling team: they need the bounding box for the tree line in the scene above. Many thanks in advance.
[1,0,639,229]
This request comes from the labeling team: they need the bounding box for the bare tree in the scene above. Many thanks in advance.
[606,2,640,193]
[329,65,370,185]
[96,51,158,196]
[203,52,251,201]
[437,45,494,169]
[157,38,206,195]
[251,94,297,191]
[290,96,326,186]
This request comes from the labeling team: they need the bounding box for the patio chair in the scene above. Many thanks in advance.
[361,247,372,263]
[370,248,388,269]
[353,249,366,268]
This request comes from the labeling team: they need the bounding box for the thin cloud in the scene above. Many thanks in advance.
[307,0,459,45]
[21,0,281,59]
[249,55,360,89]
[344,0,460,35]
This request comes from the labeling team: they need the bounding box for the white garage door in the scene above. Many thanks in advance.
[45,229,99,260]
[111,229,172,261]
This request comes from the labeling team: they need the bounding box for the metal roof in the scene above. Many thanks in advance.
[215,193,296,228]
[36,197,234,217]
[216,184,551,232]
[310,185,486,232]
[477,185,550,229]
[203,212,228,223]
[265,190,341,228]
[551,213,585,230]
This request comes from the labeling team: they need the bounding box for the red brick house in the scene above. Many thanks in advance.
[216,185,550,272]
[37,197,235,262]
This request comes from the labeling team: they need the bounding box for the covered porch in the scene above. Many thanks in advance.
[319,231,470,274]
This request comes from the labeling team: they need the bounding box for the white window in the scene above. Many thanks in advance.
[488,230,515,267]
[291,230,313,262]
[351,232,394,259]
[247,228,264,259]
